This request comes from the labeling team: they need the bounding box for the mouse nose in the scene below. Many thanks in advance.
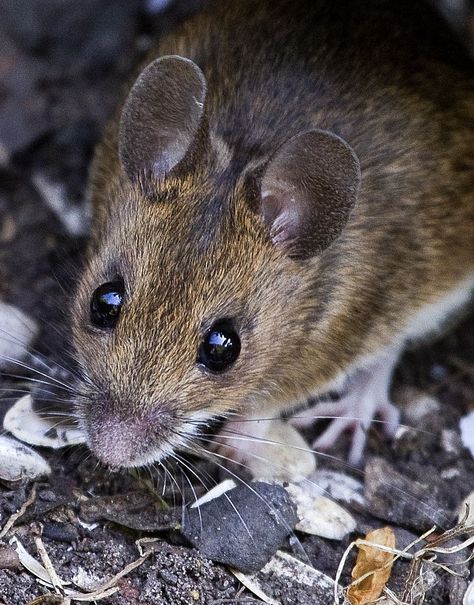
[85,406,172,469]
[88,419,142,468]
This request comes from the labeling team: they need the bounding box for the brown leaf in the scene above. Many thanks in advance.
[347,526,396,605]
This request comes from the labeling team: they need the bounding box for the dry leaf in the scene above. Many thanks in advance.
[347,527,396,605]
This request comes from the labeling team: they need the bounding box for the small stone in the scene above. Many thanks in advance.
[0,435,51,482]
[3,394,86,449]
[397,387,440,424]
[285,483,356,540]
[72,568,102,591]
[308,469,365,506]
[441,467,461,480]
[181,482,298,573]
[234,550,343,604]
[460,411,474,458]
[244,420,316,482]
[159,569,178,586]
[441,429,463,456]
[464,578,474,605]
[42,522,79,543]
[364,457,449,529]
[0,546,20,570]
[80,492,179,532]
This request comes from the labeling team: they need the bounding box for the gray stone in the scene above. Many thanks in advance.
[181,482,298,573]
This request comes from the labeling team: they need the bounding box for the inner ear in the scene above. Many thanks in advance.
[261,129,361,259]
[119,55,208,185]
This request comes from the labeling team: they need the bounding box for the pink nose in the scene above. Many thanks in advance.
[86,415,157,469]
[89,420,144,468]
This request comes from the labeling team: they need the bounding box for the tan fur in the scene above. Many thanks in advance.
[71,0,473,467]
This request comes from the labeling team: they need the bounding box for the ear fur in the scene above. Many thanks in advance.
[261,129,361,259]
[119,55,208,184]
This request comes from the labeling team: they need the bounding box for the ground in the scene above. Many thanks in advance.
[0,2,473,604]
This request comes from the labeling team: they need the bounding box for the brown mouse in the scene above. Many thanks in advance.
[70,0,474,474]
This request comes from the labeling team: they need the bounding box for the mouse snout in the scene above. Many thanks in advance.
[85,402,175,469]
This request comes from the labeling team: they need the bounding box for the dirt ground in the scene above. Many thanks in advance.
[0,1,473,604]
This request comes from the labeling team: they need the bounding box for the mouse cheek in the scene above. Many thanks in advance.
[84,401,176,469]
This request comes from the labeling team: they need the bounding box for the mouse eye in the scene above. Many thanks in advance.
[90,280,124,329]
[198,320,241,373]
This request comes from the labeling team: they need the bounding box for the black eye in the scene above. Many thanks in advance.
[90,280,124,329]
[198,320,241,373]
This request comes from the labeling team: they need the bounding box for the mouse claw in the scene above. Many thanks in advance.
[291,360,401,465]
[309,395,399,466]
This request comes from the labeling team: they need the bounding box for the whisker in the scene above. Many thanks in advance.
[186,440,310,564]
[0,355,77,393]
[198,427,451,528]
[0,325,80,383]
[171,453,205,533]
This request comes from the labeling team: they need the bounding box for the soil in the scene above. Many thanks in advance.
[0,2,473,604]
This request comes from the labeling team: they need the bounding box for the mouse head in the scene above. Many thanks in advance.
[71,56,360,469]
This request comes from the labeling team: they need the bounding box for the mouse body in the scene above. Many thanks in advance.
[71,0,474,472]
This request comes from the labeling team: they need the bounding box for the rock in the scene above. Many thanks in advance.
[465,578,474,605]
[364,457,450,530]
[241,419,316,482]
[3,394,85,449]
[80,492,180,532]
[285,483,356,540]
[307,469,365,507]
[460,411,474,458]
[0,435,50,482]
[0,546,20,570]
[181,482,298,573]
[233,550,345,605]
[42,522,79,543]
[397,387,440,424]
[441,429,463,457]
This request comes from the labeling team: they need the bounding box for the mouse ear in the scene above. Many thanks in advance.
[119,55,207,184]
[260,129,361,259]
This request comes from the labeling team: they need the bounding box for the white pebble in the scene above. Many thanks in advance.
[3,394,86,449]
[33,172,89,236]
[246,420,316,482]
[397,387,440,424]
[233,550,342,605]
[460,411,474,459]
[441,429,462,455]
[308,469,365,506]
[464,578,474,605]
[0,435,51,481]
[286,483,356,540]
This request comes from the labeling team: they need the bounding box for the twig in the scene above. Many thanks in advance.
[0,484,37,540]
[34,534,64,595]
[63,548,154,602]
[334,522,474,605]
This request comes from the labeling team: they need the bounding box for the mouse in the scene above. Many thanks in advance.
[69,0,474,476]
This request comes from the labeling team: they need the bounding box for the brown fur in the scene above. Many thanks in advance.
[71,0,474,467]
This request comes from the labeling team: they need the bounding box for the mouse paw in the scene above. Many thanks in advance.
[213,417,316,481]
[291,358,400,466]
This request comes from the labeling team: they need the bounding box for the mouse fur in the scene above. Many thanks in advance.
[71,0,474,471]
